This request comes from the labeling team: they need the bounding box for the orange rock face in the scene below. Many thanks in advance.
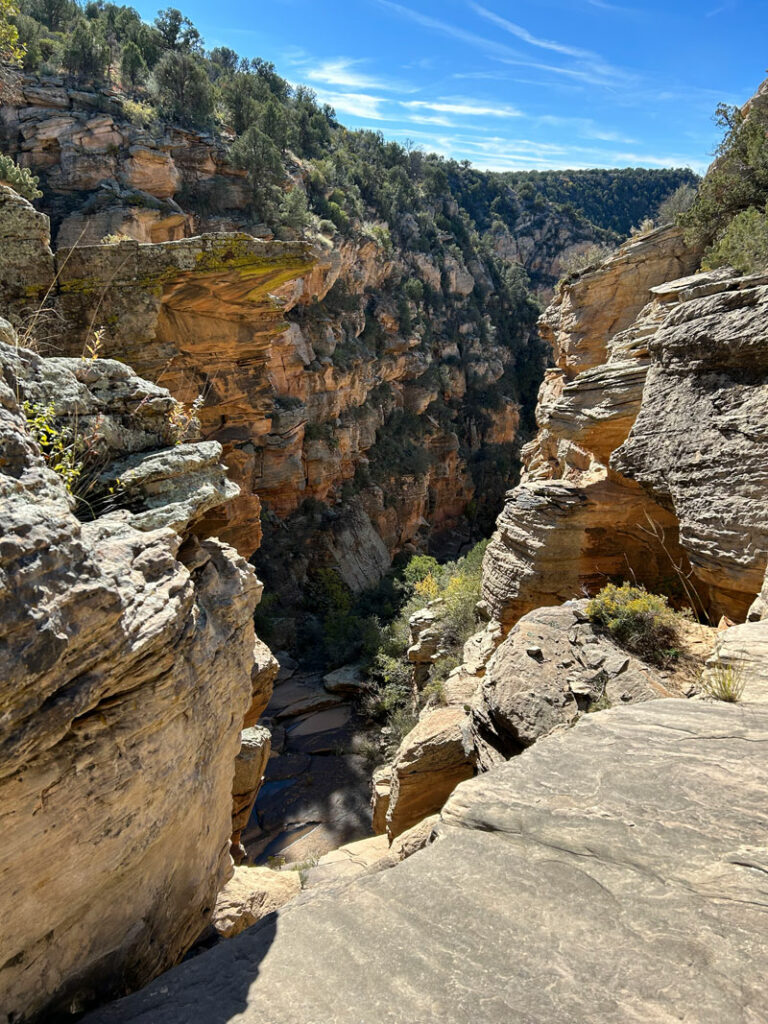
[4,72,533,592]
[482,226,703,630]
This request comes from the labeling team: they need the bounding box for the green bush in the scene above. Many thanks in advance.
[0,154,42,202]
[587,582,682,666]
[702,203,768,274]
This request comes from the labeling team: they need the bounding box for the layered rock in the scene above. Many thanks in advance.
[376,706,475,840]
[0,183,54,327]
[231,727,272,864]
[82,701,768,1024]
[0,323,266,1021]
[481,227,713,631]
[0,75,252,246]
[613,271,768,620]
[1,74,545,617]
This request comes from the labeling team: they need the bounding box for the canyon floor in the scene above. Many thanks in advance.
[243,662,375,865]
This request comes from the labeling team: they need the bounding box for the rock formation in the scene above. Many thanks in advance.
[80,701,768,1024]
[0,318,269,1021]
[369,225,768,844]
[480,228,768,633]
[613,270,768,619]
[1,75,542,612]
[211,867,301,940]
[377,706,475,840]
[469,600,707,768]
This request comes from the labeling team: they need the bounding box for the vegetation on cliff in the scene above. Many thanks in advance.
[682,93,768,272]
[10,2,692,259]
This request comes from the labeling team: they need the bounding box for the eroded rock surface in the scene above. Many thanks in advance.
[0,326,265,1021]
[480,233,768,634]
[82,701,768,1024]
[613,271,768,619]
[469,600,693,768]
[211,867,300,940]
[482,227,701,631]
[374,706,475,840]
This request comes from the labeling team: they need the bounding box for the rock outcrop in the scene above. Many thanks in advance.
[469,600,708,768]
[211,867,301,940]
[613,270,768,619]
[81,701,768,1024]
[0,75,251,246]
[0,323,268,1021]
[376,706,475,840]
[480,230,768,632]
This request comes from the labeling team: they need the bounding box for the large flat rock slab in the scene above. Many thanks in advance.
[84,701,768,1024]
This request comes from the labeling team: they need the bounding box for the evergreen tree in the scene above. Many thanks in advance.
[152,50,213,126]
[231,124,284,224]
[120,39,146,90]
[62,18,108,78]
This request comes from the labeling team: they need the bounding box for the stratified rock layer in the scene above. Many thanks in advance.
[613,271,768,619]
[478,228,768,632]
[82,701,768,1024]
[0,328,263,1022]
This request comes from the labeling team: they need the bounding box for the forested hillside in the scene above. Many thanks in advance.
[5,1,694,259]
[502,168,700,236]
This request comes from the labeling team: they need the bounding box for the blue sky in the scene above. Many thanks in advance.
[134,0,768,173]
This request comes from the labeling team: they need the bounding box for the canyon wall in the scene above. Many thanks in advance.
[372,224,768,835]
[1,73,599,615]
[0,193,275,1017]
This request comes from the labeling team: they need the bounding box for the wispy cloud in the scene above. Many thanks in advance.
[537,114,637,143]
[297,57,407,92]
[586,0,639,13]
[376,0,521,61]
[706,1,737,16]
[401,98,523,118]
[311,90,391,120]
[469,3,598,61]
[497,56,632,87]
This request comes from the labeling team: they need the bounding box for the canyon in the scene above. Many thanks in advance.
[1,51,768,1024]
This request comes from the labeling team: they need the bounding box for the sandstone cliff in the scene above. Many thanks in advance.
[370,223,768,841]
[478,225,768,630]
[0,314,270,1021]
[0,74,546,618]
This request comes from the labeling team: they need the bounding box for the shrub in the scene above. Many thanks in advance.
[1,0,24,63]
[587,582,682,666]
[122,99,156,128]
[656,183,697,224]
[681,101,768,248]
[701,660,746,702]
[558,243,614,282]
[702,203,768,274]
[0,154,42,202]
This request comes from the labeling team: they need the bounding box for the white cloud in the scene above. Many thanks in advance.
[311,90,391,121]
[469,3,598,61]
[401,99,523,118]
[376,0,521,60]
[299,58,408,92]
